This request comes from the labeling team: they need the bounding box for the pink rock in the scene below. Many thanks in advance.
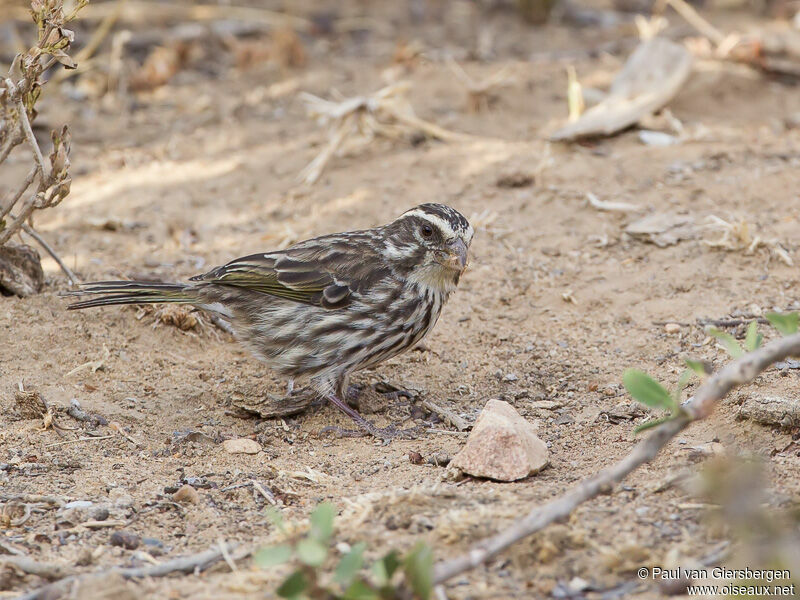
[451,399,549,481]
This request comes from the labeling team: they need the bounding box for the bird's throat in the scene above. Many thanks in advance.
[407,263,460,295]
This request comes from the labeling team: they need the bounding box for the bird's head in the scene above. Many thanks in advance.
[383,203,474,293]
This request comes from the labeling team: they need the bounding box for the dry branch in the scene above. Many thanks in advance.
[0,0,83,289]
[299,82,472,184]
[549,37,692,141]
[432,332,800,585]
[15,542,244,600]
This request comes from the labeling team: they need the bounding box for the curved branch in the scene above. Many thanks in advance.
[15,542,244,600]
[432,332,800,585]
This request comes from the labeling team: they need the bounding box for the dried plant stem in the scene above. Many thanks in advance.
[16,96,46,177]
[0,132,23,165]
[0,166,36,222]
[21,223,79,285]
[432,332,800,585]
[16,542,244,600]
[657,0,726,45]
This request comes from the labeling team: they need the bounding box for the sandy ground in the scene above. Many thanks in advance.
[1,1,800,598]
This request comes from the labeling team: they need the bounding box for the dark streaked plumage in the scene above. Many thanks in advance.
[66,203,474,436]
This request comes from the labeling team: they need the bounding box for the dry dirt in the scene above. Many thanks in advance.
[2,1,800,599]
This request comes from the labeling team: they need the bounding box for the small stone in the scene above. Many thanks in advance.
[451,399,549,481]
[426,453,450,467]
[664,323,681,334]
[110,530,140,550]
[108,488,134,508]
[0,243,44,297]
[74,548,93,567]
[222,438,261,454]
[503,373,519,383]
[172,484,200,504]
[408,451,424,465]
[89,506,110,521]
[142,537,165,556]
[496,171,534,188]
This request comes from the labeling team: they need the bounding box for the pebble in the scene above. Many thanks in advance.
[664,323,681,334]
[408,451,424,465]
[451,399,549,481]
[173,484,200,504]
[110,530,140,550]
[222,438,262,454]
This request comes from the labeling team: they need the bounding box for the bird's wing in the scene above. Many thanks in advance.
[190,232,386,308]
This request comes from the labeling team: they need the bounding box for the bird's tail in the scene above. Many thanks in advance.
[65,281,197,310]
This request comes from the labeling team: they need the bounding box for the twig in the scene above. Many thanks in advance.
[585,192,642,213]
[21,224,79,285]
[697,317,769,328]
[421,400,469,431]
[209,313,235,336]
[17,542,242,600]
[53,0,124,84]
[657,0,726,46]
[0,494,63,506]
[218,538,238,572]
[15,96,47,180]
[44,435,114,448]
[431,332,800,585]
[0,132,23,166]
[0,166,37,222]
[0,556,73,580]
[250,479,278,505]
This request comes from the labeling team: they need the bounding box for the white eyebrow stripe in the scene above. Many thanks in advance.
[401,209,456,237]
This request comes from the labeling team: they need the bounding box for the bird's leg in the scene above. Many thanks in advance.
[324,394,387,438]
[323,395,423,441]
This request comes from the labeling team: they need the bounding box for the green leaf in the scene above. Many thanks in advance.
[622,369,676,411]
[634,415,676,433]
[266,506,286,534]
[707,327,743,358]
[744,320,763,352]
[403,543,433,600]
[335,542,367,585]
[685,359,709,377]
[296,538,328,567]
[253,544,292,569]
[277,571,308,599]
[371,551,401,586]
[343,579,380,600]
[309,502,335,544]
[672,369,694,405]
[766,312,799,336]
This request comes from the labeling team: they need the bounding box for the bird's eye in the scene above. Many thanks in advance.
[421,225,434,238]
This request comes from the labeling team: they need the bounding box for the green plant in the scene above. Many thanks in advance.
[254,503,434,600]
[624,313,798,432]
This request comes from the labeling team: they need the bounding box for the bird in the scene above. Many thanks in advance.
[65,203,473,438]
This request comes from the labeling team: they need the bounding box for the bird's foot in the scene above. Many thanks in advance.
[322,394,422,441]
[346,381,416,412]
[319,423,423,442]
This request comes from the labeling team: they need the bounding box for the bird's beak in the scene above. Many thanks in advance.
[445,238,469,271]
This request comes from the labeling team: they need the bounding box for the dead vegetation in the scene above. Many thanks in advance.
[0,0,82,294]
[2,0,800,598]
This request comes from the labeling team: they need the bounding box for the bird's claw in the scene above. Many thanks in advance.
[319,423,422,442]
